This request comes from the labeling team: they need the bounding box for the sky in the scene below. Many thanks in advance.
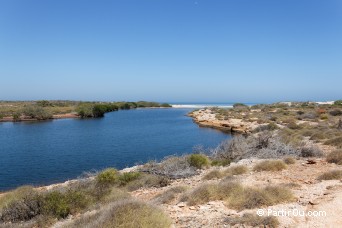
[0,0,341,103]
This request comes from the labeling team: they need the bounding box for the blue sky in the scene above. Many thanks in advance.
[0,0,341,103]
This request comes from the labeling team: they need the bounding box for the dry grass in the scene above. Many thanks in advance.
[63,199,172,228]
[182,181,293,209]
[225,213,279,227]
[318,170,342,180]
[152,186,187,204]
[326,150,342,165]
[202,169,224,180]
[224,165,248,175]
[229,186,294,210]
[253,160,287,172]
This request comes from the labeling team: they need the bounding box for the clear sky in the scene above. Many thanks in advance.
[0,0,341,103]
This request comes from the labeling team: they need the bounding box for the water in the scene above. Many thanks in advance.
[0,108,230,191]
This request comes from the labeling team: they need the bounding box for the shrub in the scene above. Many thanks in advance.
[181,182,293,209]
[299,142,323,157]
[0,190,42,222]
[334,100,342,106]
[152,186,187,204]
[22,105,52,120]
[181,184,218,206]
[329,109,342,116]
[0,186,35,210]
[42,191,70,218]
[326,150,342,165]
[229,186,294,210]
[202,170,224,180]
[253,160,287,172]
[318,170,342,180]
[210,158,231,166]
[188,154,210,169]
[96,168,118,185]
[212,133,299,161]
[124,174,170,191]
[283,156,296,164]
[225,213,279,227]
[324,137,342,148]
[225,165,248,175]
[287,121,301,130]
[118,172,141,186]
[140,156,197,179]
[12,113,21,121]
[64,200,172,228]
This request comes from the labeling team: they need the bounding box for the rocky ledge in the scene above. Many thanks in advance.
[188,108,258,134]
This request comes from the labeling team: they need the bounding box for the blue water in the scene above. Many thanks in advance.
[0,108,230,191]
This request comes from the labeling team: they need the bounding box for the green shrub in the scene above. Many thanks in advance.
[334,100,342,106]
[22,105,52,120]
[318,170,342,180]
[96,168,118,185]
[118,172,141,186]
[326,150,342,165]
[211,158,231,166]
[12,113,21,121]
[124,174,170,191]
[253,160,287,172]
[188,154,210,169]
[42,191,70,218]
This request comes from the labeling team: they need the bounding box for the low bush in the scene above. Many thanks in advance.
[140,156,197,179]
[229,186,294,210]
[202,170,224,180]
[298,142,323,157]
[152,186,187,204]
[324,137,342,148]
[63,200,172,228]
[0,186,35,210]
[334,100,342,106]
[22,105,52,120]
[318,170,342,180]
[253,160,287,172]
[212,133,299,162]
[117,172,141,186]
[210,158,231,166]
[96,168,118,186]
[0,190,42,222]
[225,213,279,227]
[188,154,210,169]
[225,165,248,175]
[181,182,293,209]
[283,156,296,164]
[326,150,342,165]
[329,109,342,116]
[124,174,170,191]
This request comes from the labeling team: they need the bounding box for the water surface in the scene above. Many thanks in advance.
[0,108,230,191]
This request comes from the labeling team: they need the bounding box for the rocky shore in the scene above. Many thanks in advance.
[188,108,258,134]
